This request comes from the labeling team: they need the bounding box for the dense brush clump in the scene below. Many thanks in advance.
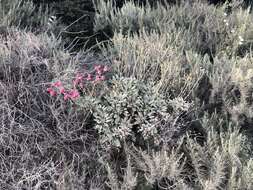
[0,28,106,189]
[1,0,253,189]
[91,76,192,148]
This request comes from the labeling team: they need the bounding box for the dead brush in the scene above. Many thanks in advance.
[0,28,106,189]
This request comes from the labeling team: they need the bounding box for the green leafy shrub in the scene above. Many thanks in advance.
[90,76,191,148]
[93,76,168,147]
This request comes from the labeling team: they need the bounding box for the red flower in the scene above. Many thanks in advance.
[76,73,83,81]
[100,75,105,81]
[69,89,80,100]
[64,93,70,101]
[73,73,84,87]
[96,69,103,76]
[103,65,109,72]
[94,75,101,82]
[94,65,102,71]
[52,81,62,87]
[47,87,57,97]
[47,87,53,92]
[86,74,92,81]
[59,87,65,94]
[94,75,105,82]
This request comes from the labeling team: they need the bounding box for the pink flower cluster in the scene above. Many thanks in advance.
[46,64,110,101]
[94,65,109,83]
[46,81,80,100]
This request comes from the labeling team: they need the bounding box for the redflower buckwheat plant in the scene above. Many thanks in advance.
[46,63,110,101]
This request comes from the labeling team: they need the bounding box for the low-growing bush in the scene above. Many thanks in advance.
[1,0,253,189]
[92,76,179,148]
[0,28,109,189]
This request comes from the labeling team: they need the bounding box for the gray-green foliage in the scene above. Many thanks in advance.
[112,116,253,190]
[183,115,253,190]
[95,0,253,57]
[0,0,55,31]
[93,76,169,147]
[1,0,253,189]
[94,0,167,35]
[133,145,186,188]
[91,76,191,148]
[93,1,253,189]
